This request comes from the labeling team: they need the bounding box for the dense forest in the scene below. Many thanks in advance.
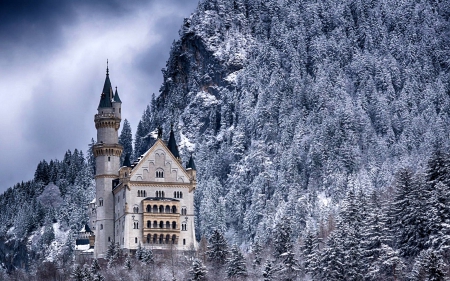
[1,0,450,279]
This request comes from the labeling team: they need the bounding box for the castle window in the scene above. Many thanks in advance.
[146,205,151,213]
[133,206,139,213]
[156,169,164,178]
[147,220,151,228]
[181,207,187,215]
[166,221,170,229]
[182,223,187,231]
[135,237,138,243]
[100,224,103,230]
[147,234,151,243]
[165,205,170,213]
[153,221,157,228]
[156,190,165,198]
[153,205,158,213]
[172,221,177,229]
[108,237,110,242]
[180,192,183,198]
[133,222,139,229]
[183,239,186,245]
[159,221,164,228]
[174,191,183,199]
[99,198,103,207]
[108,157,110,162]
[159,205,164,213]
[172,235,177,244]
[172,206,177,213]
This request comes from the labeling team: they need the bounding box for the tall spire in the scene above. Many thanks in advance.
[98,61,113,109]
[113,86,122,103]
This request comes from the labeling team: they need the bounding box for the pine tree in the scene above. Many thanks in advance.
[226,244,247,278]
[410,249,447,281]
[90,259,100,274]
[106,242,117,268]
[142,248,155,265]
[279,242,300,281]
[366,244,405,281]
[189,258,207,281]
[92,272,105,281]
[252,240,262,268]
[124,257,132,271]
[71,265,84,281]
[207,229,228,266]
[273,216,293,259]
[119,119,133,165]
[136,243,144,261]
[262,259,275,281]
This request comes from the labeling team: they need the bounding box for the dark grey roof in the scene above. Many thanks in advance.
[186,154,196,170]
[113,86,122,103]
[167,125,180,159]
[98,66,113,108]
[143,197,180,202]
[123,153,131,167]
[80,224,92,233]
[76,239,90,245]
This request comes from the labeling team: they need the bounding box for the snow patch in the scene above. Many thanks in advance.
[317,191,331,207]
[225,70,241,83]
[196,91,218,106]
[179,130,195,151]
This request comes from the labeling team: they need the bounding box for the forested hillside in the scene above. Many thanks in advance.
[131,0,450,278]
[0,148,94,273]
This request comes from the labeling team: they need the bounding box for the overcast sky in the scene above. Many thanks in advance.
[0,0,198,194]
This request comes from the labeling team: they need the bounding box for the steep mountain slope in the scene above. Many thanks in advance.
[134,0,450,243]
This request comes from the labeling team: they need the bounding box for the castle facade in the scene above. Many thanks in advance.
[88,65,197,259]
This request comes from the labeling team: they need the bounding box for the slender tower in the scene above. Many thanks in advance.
[93,62,122,258]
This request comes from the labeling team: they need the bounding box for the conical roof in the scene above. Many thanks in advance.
[113,86,122,103]
[186,154,196,170]
[167,124,180,159]
[98,63,113,108]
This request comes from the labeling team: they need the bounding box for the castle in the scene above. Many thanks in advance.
[78,65,197,259]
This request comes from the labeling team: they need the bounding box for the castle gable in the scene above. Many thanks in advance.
[130,139,189,183]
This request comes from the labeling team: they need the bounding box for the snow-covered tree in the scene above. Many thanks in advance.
[226,244,247,278]
[189,258,207,281]
[207,229,228,266]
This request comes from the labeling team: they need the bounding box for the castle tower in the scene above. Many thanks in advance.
[93,63,123,258]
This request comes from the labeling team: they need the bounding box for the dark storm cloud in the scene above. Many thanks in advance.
[0,0,199,193]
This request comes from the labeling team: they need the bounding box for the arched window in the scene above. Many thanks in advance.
[153,221,157,228]
[133,206,139,213]
[147,220,151,228]
[153,234,157,244]
[166,221,170,229]
[165,205,170,213]
[138,190,141,197]
[172,206,177,213]
[159,205,164,213]
[159,234,164,244]
[174,191,177,198]
[156,169,164,178]
[99,198,103,207]
[147,234,151,243]
[181,207,187,215]
[172,221,177,229]
[179,192,183,198]
[146,205,151,212]
[165,234,170,244]
[182,223,187,231]
[159,221,164,228]
[172,235,177,244]
[100,224,103,230]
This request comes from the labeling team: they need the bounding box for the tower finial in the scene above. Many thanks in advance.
[106,59,109,76]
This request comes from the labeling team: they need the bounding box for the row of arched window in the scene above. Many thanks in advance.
[156,169,164,178]
[145,204,178,214]
[133,222,139,229]
[146,220,181,229]
[156,190,165,198]
[174,191,183,198]
[138,190,147,197]
[146,234,177,244]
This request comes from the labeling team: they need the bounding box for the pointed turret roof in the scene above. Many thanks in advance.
[167,124,180,159]
[186,154,196,170]
[123,153,131,167]
[98,61,113,109]
[113,86,122,103]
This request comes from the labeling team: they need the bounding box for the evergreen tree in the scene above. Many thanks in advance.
[366,244,405,281]
[273,216,293,259]
[226,244,247,278]
[410,249,447,281]
[207,229,228,266]
[92,273,105,281]
[124,257,132,271]
[136,243,144,261]
[71,265,84,281]
[279,242,300,281]
[189,258,207,281]
[90,259,100,274]
[262,259,275,281]
[142,248,155,265]
[252,240,262,268]
[119,119,133,165]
